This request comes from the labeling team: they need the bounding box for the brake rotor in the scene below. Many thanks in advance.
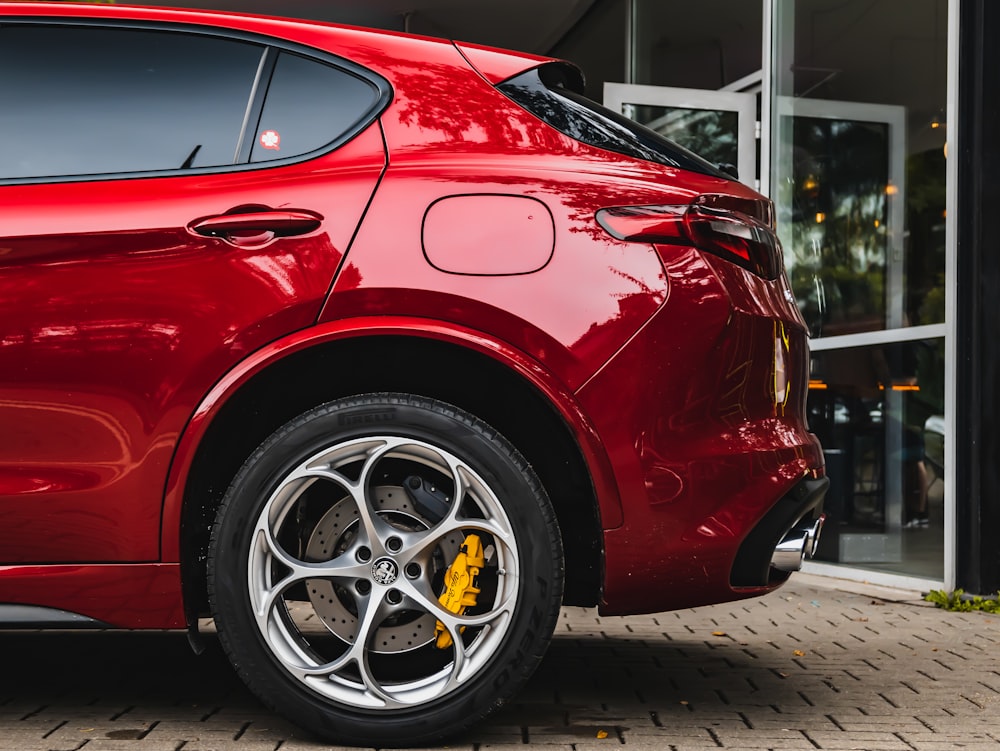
[304,485,463,654]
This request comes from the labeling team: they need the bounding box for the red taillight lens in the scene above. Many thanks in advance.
[595,201,783,280]
[684,206,782,279]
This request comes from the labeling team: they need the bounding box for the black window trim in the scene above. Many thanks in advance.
[0,17,394,186]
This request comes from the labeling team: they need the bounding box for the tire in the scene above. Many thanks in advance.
[208,393,564,746]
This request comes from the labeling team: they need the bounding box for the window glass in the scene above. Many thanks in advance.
[251,52,380,163]
[809,339,944,579]
[633,0,762,90]
[548,0,627,102]
[785,116,891,337]
[772,0,947,336]
[0,25,262,180]
[771,0,949,583]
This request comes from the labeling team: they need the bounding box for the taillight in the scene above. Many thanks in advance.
[595,201,783,280]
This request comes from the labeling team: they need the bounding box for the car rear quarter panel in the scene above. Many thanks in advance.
[319,42,773,553]
[322,38,748,392]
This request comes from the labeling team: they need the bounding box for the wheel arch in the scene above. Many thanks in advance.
[165,320,611,625]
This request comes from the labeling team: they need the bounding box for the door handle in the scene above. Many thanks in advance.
[188,208,323,246]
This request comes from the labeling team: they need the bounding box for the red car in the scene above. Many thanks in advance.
[0,3,826,745]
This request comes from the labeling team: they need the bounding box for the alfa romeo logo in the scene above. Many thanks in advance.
[371,558,398,586]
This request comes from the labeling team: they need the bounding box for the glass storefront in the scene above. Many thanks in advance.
[341,0,965,591]
[769,0,950,582]
[549,0,627,102]
[624,0,764,188]
[632,0,763,90]
[607,0,955,585]
[808,340,945,578]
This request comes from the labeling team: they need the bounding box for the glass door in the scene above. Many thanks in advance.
[773,96,945,570]
[766,0,952,588]
[603,83,758,189]
[773,97,907,338]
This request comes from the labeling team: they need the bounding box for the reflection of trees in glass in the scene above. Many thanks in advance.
[782,117,889,336]
[631,106,738,169]
[907,147,947,415]
[906,147,947,326]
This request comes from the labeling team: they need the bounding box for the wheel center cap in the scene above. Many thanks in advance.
[371,557,399,586]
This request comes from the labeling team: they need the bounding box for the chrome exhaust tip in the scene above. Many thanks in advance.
[804,514,825,557]
[771,515,826,573]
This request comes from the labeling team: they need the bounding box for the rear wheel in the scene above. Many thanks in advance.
[208,393,563,746]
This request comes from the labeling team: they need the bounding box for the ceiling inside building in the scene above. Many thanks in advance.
[146,0,597,54]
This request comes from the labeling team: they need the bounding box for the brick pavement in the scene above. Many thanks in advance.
[2,573,998,751]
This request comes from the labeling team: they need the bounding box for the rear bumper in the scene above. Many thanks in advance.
[576,246,826,615]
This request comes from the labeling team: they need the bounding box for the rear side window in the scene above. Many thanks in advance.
[251,51,381,163]
[0,25,263,179]
[498,65,728,179]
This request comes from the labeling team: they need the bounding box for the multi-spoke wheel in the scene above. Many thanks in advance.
[208,394,563,746]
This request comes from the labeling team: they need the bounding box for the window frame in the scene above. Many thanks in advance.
[0,17,393,186]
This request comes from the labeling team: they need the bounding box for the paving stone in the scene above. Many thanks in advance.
[182,743,281,751]
[76,743,183,751]
[1,576,998,749]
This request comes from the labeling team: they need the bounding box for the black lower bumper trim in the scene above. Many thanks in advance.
[730,476,829,588]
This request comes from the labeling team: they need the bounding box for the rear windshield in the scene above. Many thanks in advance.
[497,65,728,180]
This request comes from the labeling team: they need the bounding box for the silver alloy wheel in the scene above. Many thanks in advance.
[246,435,520,710]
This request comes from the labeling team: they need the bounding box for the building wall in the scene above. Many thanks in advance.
[956,0,1000,595]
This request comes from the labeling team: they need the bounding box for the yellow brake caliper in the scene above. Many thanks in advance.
[434,534,485,649]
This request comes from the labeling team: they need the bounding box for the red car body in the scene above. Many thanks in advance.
[0,3,825,743]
